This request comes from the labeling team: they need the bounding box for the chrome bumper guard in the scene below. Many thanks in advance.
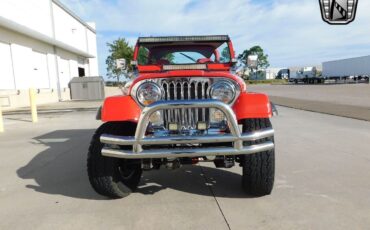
[100,100,274,159]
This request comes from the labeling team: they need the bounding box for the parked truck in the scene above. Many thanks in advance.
[276,68,289,80]
[322,56,370,82]
[289,67,324,84]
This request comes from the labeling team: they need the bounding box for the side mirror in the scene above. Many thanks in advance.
[115,58,127,70]
[247,55,258,69]
[130,60,138,66]
[231,58,238,66]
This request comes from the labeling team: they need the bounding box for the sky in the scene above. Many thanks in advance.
[59,0,370,78]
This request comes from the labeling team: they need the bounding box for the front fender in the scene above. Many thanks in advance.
[101,96,141,122]
[232,92,272,120]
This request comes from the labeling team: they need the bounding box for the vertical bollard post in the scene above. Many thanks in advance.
[29,88,38,123]
[0,103,4,132]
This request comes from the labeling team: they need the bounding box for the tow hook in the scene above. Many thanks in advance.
[214,156,235,168]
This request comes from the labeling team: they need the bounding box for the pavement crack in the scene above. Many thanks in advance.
[200,166,231,230]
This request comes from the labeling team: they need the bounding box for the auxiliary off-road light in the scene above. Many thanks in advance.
[210,109,225,122]
[149,111,162,124]
[163,64,207,71]
[197,122,207,131]
[168,123,178,131]
[138,35,229,43]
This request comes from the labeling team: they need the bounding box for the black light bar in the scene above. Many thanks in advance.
[138,35,230,43]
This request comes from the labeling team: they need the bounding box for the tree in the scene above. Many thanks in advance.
[238,45,270,72]
[106,38,134,82]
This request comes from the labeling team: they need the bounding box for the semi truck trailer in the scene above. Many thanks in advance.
[322,56,370,82]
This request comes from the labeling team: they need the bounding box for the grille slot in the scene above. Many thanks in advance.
[161,79,210,129]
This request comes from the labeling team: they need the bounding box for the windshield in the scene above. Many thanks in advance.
[137,42,231,65]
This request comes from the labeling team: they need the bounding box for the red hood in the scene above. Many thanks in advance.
[129,70,246,93]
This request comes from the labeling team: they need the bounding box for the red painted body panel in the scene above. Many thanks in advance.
[101,92,271,122]
[133,44,139,60]
[101,96,141,122]
[232,92,272,120]
[228,41,235,58]
[136,63,231,73]
[138,63,231,73]
[136,65,162,73]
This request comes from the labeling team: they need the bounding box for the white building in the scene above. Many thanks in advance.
[265,68,284,80]
[0,0,99,108]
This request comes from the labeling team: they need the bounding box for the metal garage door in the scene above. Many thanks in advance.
[0,42,15,89]
[32,51,49,89]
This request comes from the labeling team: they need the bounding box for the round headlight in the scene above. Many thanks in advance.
[136,82,162,106]
[209,80,236,104]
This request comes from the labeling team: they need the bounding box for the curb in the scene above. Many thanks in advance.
[3,107,99,115]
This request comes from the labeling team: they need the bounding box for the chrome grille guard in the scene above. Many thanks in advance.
[100,99,274,159]
[160,78,211,129]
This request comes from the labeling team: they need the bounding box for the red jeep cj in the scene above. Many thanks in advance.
[88,35,275,198]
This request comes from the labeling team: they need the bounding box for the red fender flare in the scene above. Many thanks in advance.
[232,92,272,120]
[101,96,141,122]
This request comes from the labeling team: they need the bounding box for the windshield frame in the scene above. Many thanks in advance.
[133,36,236,72]
[136,43,231,66]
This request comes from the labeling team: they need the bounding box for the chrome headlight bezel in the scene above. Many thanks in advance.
[209,80,236,104]
[135,82,162,106]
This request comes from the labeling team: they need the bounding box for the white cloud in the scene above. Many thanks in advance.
[60,0,370,76]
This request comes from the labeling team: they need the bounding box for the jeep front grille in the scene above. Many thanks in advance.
[160,78,210,129]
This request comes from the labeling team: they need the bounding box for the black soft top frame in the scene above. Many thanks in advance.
[138,35,230,44]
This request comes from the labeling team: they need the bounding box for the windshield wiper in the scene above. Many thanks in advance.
[179,52,197,62]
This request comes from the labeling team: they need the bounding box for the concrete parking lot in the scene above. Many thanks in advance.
[249,83,370,107]
[249,83,370,121]
[1,106,370,230]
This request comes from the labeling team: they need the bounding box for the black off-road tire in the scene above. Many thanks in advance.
[241,118,275,196]
[87,122,142,199]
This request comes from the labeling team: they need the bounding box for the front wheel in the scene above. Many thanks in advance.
[240,118,275,196]
[87,122,142,199]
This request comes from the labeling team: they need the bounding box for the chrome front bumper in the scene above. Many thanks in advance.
[100,100,274,159]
